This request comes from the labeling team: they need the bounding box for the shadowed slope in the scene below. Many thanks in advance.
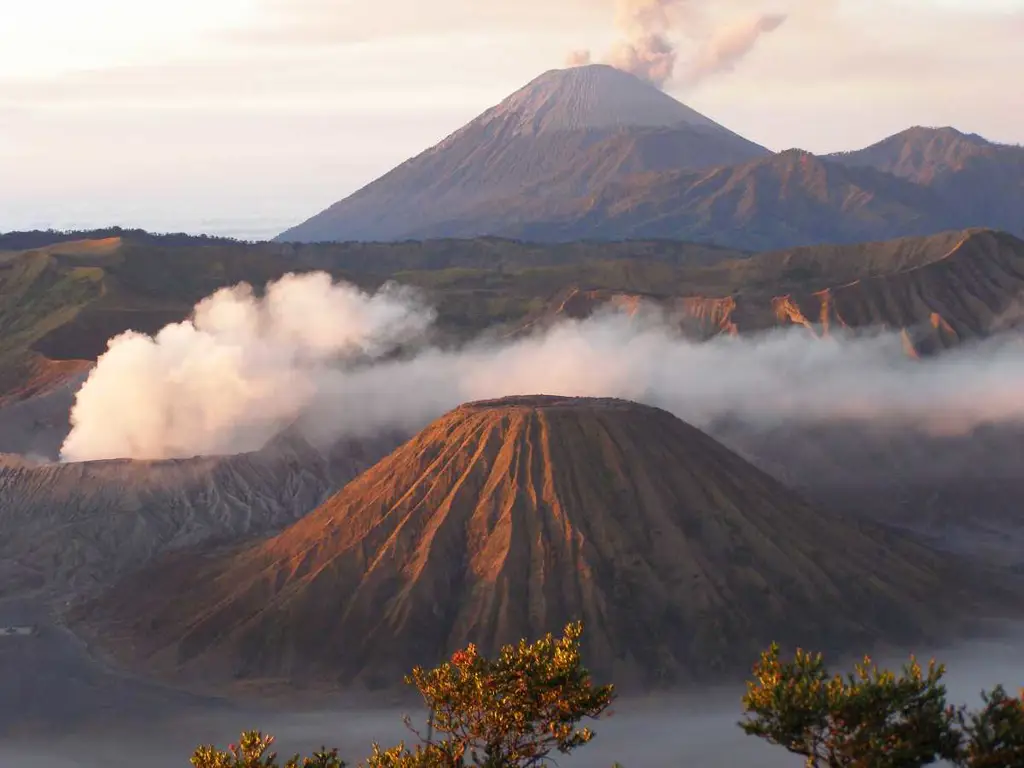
[0,432,399,598]
[279,118,1022,248]
[830,127,1024,238]
[478,150,964,248]
[77,396,1001,691]
[276,65,768,243]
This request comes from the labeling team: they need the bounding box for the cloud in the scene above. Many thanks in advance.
[60,273,1024,463]
[239,0,603,46]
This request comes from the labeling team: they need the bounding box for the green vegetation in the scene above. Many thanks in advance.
[0,227,1018,398]
[191,627,1024,768]
[0,228,1014,369]
[742,643,1024,767]
[0,232,750,374]
[190,623,614,768]
[0,251,104,356]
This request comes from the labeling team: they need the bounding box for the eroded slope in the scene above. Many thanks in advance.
[75,396,1003,691]
[0,433,398,598]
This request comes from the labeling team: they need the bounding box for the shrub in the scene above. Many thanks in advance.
[192,622,615,768]
[740,643,1024,768]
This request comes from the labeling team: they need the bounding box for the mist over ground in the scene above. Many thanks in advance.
[2,625,1023,768]
[61,271,1024,463]
[13,272,1024,766]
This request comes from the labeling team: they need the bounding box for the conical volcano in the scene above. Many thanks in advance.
[77,396,997,690]
[276,65,768,243]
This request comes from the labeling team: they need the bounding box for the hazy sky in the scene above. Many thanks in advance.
[1,0,1022,239]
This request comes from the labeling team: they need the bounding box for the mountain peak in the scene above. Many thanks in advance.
[475,63,727,137]
[78,394,973,688]
[896,125,992,145]
[829,124,1015,184]
[276,65,767,243]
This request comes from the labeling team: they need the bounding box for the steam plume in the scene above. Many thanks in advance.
[570,0,787,89]
[60,273,1024,463]
[60,273,432,462]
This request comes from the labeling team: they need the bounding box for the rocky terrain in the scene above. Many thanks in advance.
[0,367,87,458]
[517,228,1024,353]
[0,431,399,598]
[71,396,1010,691]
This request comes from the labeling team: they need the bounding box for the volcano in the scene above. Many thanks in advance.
[276,65,769,243]
[76,395,1000,690]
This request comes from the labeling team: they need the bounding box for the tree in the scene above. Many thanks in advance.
[740,643,1024,768]
[191,622,615,768]
[740,643,960,767]
[957,685,1024,768]
[367,621,615,767]
[191,731,343,768]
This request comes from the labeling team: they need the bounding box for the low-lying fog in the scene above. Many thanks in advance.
[3,628,1022,768]
[6,274,1024,766]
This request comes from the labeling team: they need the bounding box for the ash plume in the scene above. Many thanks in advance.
[681,13,787,85]
[570,0,787,89]
[606,33,678,88]
[60,273,1024,463]
[571,0,684,87]
[565,49,593,67]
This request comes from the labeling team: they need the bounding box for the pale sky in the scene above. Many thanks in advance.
[1,0,1022,239]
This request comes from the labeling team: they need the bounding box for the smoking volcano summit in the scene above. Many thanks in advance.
[74,396,1005,692]
[276,64,1024,249]
[276,64,769,244]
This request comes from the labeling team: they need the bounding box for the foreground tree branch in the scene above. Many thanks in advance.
[191,623,615,768]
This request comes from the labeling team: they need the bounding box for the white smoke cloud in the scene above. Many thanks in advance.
[60,272,1024,463]
[60,273,433,462]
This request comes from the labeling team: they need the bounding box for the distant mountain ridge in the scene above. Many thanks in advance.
[829,126,1024,239]
[277,66,1024,249]
[829,126,1019,181]
[3,228,1024,410]
[524,229,1024,354]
